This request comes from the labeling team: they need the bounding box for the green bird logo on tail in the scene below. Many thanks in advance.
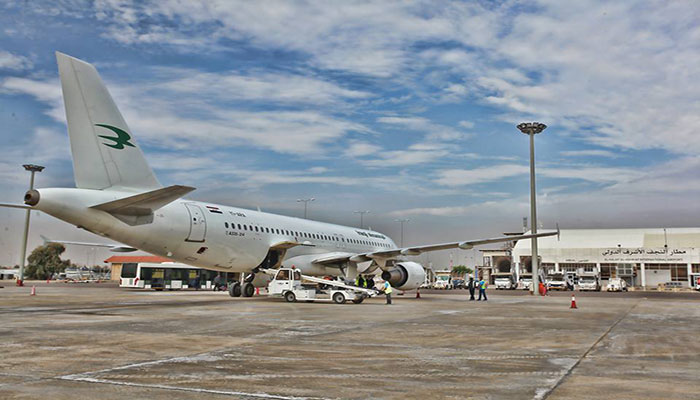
[95,124,136,150]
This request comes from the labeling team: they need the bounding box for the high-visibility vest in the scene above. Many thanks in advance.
[384,282,393,294]
[480,280,486,289]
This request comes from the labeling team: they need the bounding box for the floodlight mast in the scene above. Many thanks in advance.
[516,122,546,295]
[18,164,44,286]
[395,218,410,247]
[353,210,370,229]
[297,198,315,219]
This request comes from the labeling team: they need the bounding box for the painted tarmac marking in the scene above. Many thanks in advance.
[537,300,642,400]
[56,375,327,400]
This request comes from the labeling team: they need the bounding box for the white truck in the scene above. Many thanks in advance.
[493,273,517,290]
[546,273,568,291]
[578,274,601,291]
[605,277,628,292]
[433,271,453,289]
[519,275,533,290]
[266,268,379,304]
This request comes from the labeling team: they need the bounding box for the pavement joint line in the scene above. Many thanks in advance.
[58,352,230,378]
[538,300,642,400]
[54,375,329,400]
[89,371,565,380]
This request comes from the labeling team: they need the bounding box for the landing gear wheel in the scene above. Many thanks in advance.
[242,282,255,297]
[228,282,241,297]
[332,292,346,304]
[284,291,296,303]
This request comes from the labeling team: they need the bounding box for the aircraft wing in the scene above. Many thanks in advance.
[41,236,138,252]
[312,229,560,265]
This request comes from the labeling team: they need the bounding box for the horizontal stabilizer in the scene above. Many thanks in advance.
[40,235,137,252]
[0,203,32,210]
[91,185,195,225]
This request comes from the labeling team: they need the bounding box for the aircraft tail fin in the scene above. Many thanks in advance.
[56,52,160,191]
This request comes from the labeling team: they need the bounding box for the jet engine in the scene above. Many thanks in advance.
[381,261,426,290]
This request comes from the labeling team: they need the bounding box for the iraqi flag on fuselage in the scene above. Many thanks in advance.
[206,205,223,214]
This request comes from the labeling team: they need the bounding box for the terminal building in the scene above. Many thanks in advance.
[507,228,700,289]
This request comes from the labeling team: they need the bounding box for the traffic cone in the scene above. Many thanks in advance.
[30,286,36,296]
[416,288,421,299]
[255,287,260,296]
[570,294,577,309]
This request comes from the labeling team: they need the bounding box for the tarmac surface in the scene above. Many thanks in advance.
[1,282,699,399]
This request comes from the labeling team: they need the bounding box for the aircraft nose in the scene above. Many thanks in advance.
[24,189,40,206]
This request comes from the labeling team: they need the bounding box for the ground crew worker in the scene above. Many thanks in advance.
[355,275,365,288]
[383,280,393,305]
[467,276,476,301]
[477,277,487,301]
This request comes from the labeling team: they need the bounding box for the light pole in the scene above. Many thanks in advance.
[353,210,370,229]
[18,164,44,286]
[517,122,546,295]
[395,218,409,247]
[296,197,315,219]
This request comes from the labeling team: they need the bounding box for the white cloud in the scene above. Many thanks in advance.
[559,150,620,158]
[129,108,367,155]
[540,166,643,184]
[344,141,381,158]
[435,163,643,187]
[154,68,372,105]
[0,78,64,122]
[83,1,700,157]
[361,149,449,168]
[377,115,468,142]
[0,51,33,71]
[1,74,370,156]
[436,164,529,186]
[458,120,474,129]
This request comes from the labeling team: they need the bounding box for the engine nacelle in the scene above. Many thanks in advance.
[381,262,426,290]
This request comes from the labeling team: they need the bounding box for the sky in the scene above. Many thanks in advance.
[1,0,699,268]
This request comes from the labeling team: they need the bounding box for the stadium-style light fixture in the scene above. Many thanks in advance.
[297,197,315,219]
[353,210,370,229]
[18,164,45,285]
[517,122,547,295]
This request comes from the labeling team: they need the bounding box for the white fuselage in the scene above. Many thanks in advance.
[34,188,397,274]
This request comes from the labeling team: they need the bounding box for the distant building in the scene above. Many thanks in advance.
[511,228,700,288]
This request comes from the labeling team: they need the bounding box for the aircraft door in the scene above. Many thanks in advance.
[184,203,207,242]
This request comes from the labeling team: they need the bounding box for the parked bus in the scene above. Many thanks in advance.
[119,262,239,290]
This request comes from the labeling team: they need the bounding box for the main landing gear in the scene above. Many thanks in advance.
[229,270,258,298]
[228,282,241,297]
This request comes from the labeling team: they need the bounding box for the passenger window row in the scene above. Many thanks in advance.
[223,221,392,248]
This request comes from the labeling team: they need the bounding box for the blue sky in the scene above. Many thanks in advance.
[1,1,699,267]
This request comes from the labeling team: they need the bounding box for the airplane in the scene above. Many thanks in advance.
[12,52,558,298]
